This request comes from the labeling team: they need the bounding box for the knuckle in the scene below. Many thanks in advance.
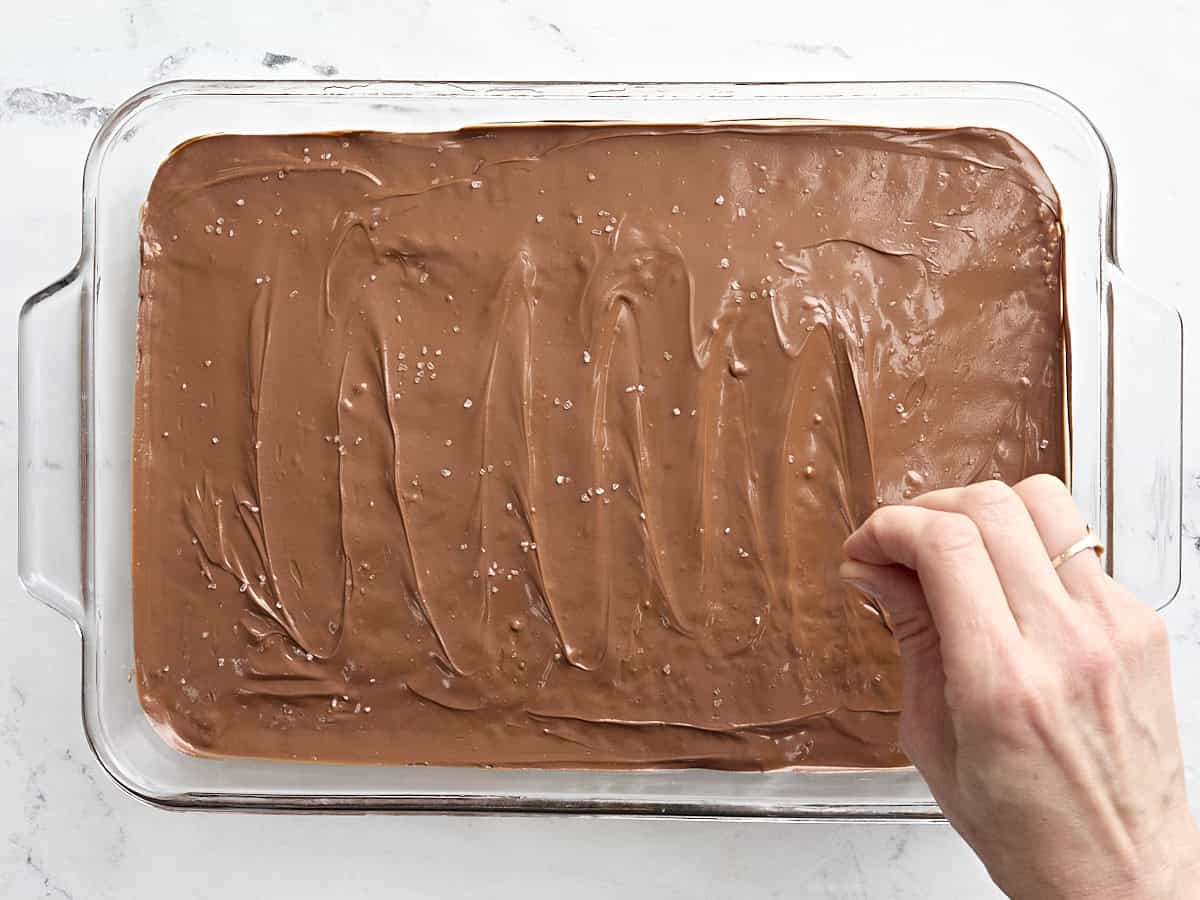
[994,673,1053,734]
[963,479,1024,525]
[1068,631,1120,681]
[867,504,906,536]
[1017,472,1068,497]
[1121,607,1169,658]
[1096,587,1169,661]
[859,506,888,535]
[921,512,980,557]
[1141,612,1170,652]
[961,652,1055,737]
[1013,472,1071,514]
[965,477,1016,508]
[861,506,917,563]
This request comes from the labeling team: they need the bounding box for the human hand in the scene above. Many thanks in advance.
[840,475,1200,899]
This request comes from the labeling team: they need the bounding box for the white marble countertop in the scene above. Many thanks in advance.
[2,2,1197,896]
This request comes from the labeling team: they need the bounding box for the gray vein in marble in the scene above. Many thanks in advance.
[525,15,578,56]
[847,843,870,900]
[13,840,73,900]
[62,748,123,835]
[12,763,75,900]
[753,39,853,59]
[259,50,339,76]
[261,51,297,68]
[0,679,126,895]
[887,832,911,864]
[1,682,26,753]
[1,88,112,127]
[152,50,190,79]
[1184,515,1200,553]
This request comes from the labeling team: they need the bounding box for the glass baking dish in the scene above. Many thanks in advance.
[17,80,1183,818]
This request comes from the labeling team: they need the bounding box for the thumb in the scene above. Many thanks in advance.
[839,559,937,657]
[840,559,956,786]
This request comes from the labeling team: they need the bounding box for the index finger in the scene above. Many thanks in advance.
[844,505,1021,675]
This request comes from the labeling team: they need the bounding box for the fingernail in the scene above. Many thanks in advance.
[840,566,888,602]
[840,575,881,601]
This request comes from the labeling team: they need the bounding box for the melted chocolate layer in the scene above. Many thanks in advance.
[134,125,1065,768]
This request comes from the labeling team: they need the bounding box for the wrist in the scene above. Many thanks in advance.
[1165,824,1200,900]
[1036,821,1200,900]
[1104,821,1200,900]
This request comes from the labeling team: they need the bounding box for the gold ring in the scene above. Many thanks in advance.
[1050,528,1105,569]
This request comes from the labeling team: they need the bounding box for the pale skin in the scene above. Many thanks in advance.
[840,474,1200,900]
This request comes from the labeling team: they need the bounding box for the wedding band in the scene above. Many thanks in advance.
[1050,528,1104,569]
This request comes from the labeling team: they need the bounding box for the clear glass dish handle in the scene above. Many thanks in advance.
[18,267,85,628]
[1108,269,1184,610]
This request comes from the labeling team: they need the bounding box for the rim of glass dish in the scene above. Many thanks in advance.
[69,79,1119,816]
